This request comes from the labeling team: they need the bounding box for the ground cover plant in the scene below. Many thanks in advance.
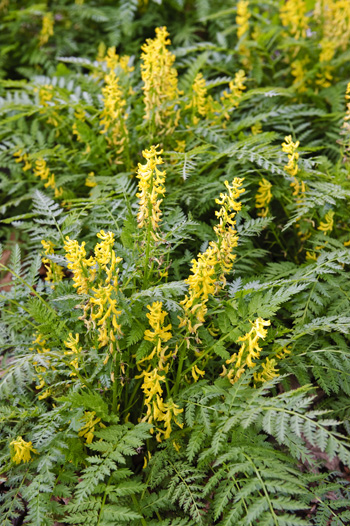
[1,1,350,525]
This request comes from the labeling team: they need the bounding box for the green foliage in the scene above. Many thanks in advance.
[1,0,350,524]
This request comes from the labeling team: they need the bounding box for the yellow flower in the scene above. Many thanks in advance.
[318,210,334,235]
[140,26,179,131]
[315,0,350,61]
[103,46,134,73]
[85,172,97,188]
[342,82,350,137]
[63,237,96,294]
[100,70,128,158]
[137,368,165,407]
[144,302,172,343]
[13,149,32,171]
[254,357,279,384]
[94,230,116,269]
[155,398,183,440]
[224,318,271,383]
[64,333,82,374]
[39,12,54,47]
[33,158,62,195]
[90,283,122,331]
[179,178,245,331]
[191,364,205,382]
[306,251,317,261]
[236,0,250,40]
[255,178,272,217]
[34,158,50,181]
[291,58,309,93]
[78,411,103,444]
[282,135,300,177]
[10,436,38,464]
[221,70,247,119]
[41,239,64,286]
[136,145,166,234]
[280,0,307,40]
[186,73,212,123]
[251,122,262,135]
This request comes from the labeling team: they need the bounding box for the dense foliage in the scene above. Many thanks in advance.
[1,1,350,525]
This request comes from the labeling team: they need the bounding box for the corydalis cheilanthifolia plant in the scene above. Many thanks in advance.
[140,26,180,133]
[179,178,245,334]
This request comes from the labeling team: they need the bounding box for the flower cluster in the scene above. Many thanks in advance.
[341,82,350,158]
[63,231,123,358]
[221,318,271,383]
[102,46,134,74]
[280,0,307,40]
[39,12,54,47]
[255,178,272,217]
[282,135,299,178]
[142,302,173,370]
[100,69,128,158]
[63,237,95,295]
[179,178,245,333]
[10,436,38,464]
[13,148,31,171]
[236,0,250,39]
[138,368,183,442]
[41,240,64,287]
[78,411,104,444]
[318,210,334,235]
[140,26,179,132]
[33,158,63,197]
[221,70,247,119]
[186,73,212,124]
[64,333,82,375]
[136,145,166,235]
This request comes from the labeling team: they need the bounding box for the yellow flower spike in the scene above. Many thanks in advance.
[306,251,317,261]
[136,145,166,234]
[179,178,245,331]
[236,0,250,39]
[14,149,32,171]
[137,368,165,406]
[38,388,51,400]
[94,230,115,268]
[41,239,64,286]
[315,1,350,67]
[100,69,128,158]
[85,172,97,188]
[224,318,271,384]
[251,122,262,135]
[64,333,82,373]
[191,364,205,382]
[34,158,50,181]
[143,451,152,469]
[64,237,96,294]
[282,135,300,177]
[140,26,179,131]
[318,210,335,235]
[186,73,211,122]
[39,12,54,47]
[342,82,350,136]
[255,178,272,217]
[280,0,307,40]
[291,58,309,93]
[144,302,172,343]
[10,436,38,464]
[254,357,279,385]
[78,411,102,445]
[221,70,247,118]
